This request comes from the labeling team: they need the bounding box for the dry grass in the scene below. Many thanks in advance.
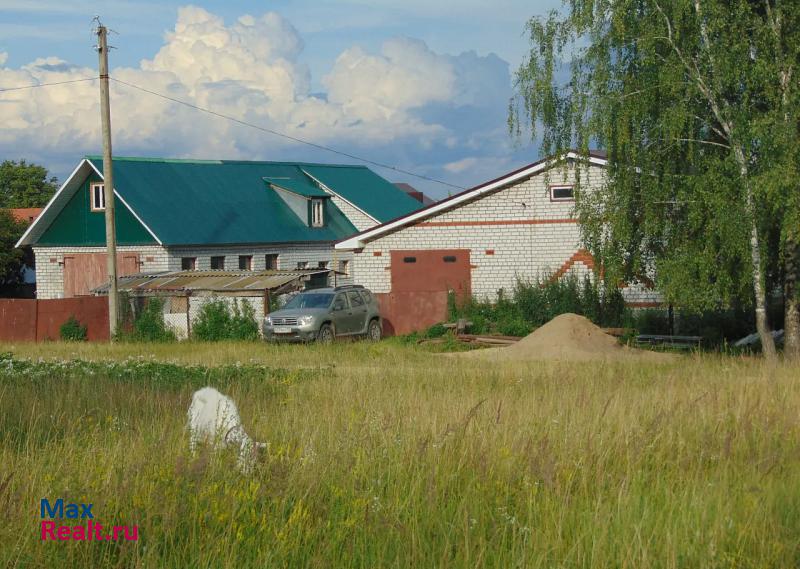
[0,342,798,567]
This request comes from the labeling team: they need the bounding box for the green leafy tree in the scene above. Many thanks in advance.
[0,160,57,208]
[0,160,58,208]
[510,0,800,360]
[0,209,26,282]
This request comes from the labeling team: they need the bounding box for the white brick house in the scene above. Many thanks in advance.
[335,151,660,334]
[17,156,424,299]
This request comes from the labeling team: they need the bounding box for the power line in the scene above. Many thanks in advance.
[109,76,466,191]
[0,77,96,93]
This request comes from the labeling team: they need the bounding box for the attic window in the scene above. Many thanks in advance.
[90,183,105,211]
[550,185,574,201]
[311,199,324,227]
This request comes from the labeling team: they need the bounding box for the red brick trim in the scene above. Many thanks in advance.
[417,218,578,228]
[485,249,495,255]
[373,251,382,257]
[552,249,596,280]
[626,301,664,308]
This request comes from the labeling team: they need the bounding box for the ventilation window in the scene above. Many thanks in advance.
[90,182,105,211]
[181,257,196,271]
[265,254,279,270]
[210,256,225,270]
[550,185,574,201]
[443,256,457,263]
[238,255,253,270]
[403,257,417,263]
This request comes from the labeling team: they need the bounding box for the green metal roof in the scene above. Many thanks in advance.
[302,164,424,222]
[81,157,420,246]
[264,177,329,198]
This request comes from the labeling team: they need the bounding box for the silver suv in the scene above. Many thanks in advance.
[263,285,382,343]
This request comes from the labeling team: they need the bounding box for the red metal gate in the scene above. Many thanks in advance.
[380,249,471,335]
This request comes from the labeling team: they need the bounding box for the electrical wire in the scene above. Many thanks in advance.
[0,77,97,92]
[109,76,466,191]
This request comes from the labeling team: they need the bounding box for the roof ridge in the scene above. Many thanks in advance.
[84,155,370,168]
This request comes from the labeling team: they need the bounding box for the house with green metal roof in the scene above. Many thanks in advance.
[17,156,424,299]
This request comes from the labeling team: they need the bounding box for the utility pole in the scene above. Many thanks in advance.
[97,23,119,339]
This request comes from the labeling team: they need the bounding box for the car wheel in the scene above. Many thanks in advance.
[367,319,381,342]
[318,324,334,344]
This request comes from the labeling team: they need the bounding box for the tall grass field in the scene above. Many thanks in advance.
[1,342,798,567]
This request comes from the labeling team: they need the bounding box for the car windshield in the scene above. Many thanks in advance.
[282,293,333,310]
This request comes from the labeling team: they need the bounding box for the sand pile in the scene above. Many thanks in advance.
[458,313,674,362]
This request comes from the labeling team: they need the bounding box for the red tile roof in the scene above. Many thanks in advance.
[8,208,43,224]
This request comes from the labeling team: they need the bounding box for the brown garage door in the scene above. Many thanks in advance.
[382,249,471,335]
[63,253,140,297]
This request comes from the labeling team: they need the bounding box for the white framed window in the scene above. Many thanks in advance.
[311,199,324,227]
[338,259,350,276]
[90,183,105,211]
[550,185,575,201]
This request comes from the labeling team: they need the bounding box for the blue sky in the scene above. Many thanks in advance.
[0,0,559,198]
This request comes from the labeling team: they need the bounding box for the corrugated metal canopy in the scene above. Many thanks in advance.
[92,269,330,296]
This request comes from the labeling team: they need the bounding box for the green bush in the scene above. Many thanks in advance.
[127,298,176,342]
[192,298,259,341]
[228,299,260,341]
[59,316,87,342]
[424,322,448,338]
[448,274,627,337]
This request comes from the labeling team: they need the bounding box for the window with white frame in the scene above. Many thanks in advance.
[311,199,324,227]
[90,183,105,211]
[550,185,574,201]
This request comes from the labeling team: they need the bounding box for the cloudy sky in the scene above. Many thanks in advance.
[0,1,558,199]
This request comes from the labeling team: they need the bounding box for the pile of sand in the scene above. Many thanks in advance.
[457,313,674,362]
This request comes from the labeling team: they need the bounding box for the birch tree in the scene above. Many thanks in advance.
[510,0,799,359]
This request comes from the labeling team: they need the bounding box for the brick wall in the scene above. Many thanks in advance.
[33,244,354,299]
[33,245,168,299]
[349,162,661,305]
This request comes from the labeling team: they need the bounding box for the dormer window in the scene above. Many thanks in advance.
[311,199,324,227]
[90,183,105,211]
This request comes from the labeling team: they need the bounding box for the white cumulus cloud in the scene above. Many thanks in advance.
[0,5,524,195]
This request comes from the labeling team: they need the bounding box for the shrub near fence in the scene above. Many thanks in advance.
[192,298,260,341]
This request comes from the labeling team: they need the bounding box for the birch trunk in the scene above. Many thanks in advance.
[732,144,777,360]
[784,235,800,360]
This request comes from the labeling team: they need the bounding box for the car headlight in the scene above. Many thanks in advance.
[298,315,314,326]
[264,316,272,325]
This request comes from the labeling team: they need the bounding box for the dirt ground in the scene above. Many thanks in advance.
[454,313,676,362]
